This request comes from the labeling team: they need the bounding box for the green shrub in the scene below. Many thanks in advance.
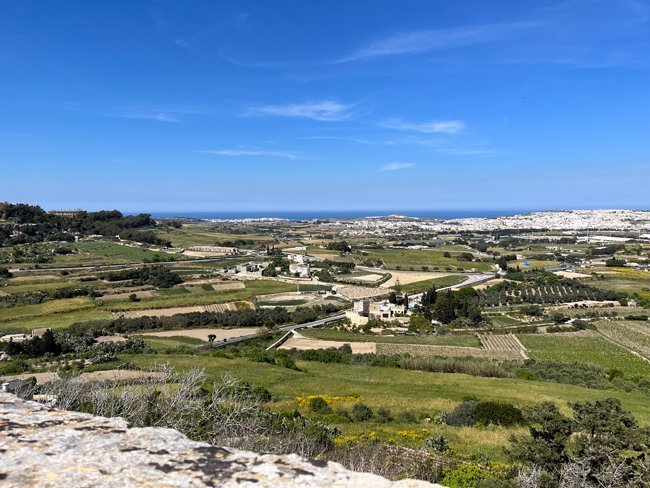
[425,435,449,452]
[308,397,333,415]
[0,359,29,375]
[321,413,351,424]
[514,368,541,381]
[445,401,478,427]
[274,356,299,370]
[351,403,373,422]
[474,401,524,426]
[395,410,417,423]
[375,407,393,423]
[442,463,492,488]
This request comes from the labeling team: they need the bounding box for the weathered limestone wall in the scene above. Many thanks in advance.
[0,392,442,487]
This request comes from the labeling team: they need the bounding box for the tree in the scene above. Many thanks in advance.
[421,287,437,308]
[510,399,649,485]
[605,257,626,267]
[433,290,457,324]
[570,398,647,484]
[351,403,373,422]
[509,402,572,477]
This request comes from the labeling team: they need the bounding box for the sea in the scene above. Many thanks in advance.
[148,210,536,221]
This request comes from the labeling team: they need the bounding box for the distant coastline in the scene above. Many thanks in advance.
[148,210,537,221]
[146,209,649,221]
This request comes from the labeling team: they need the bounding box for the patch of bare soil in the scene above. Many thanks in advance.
[279,333,376,354]
[140,327,262,341]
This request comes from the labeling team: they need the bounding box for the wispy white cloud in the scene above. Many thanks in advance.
[303,135,493,156]
[104,105,202,123]
[379,162,416,172]
[336,22,536,63]
[381,118,465,134]
[112,112,180,123]
[201,149,299,160]
[245,101,354,121]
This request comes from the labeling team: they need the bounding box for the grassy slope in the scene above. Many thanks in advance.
[0,297,110,332]
[114,354,650,459]
[122,354,650,424]
[50,241,175,266]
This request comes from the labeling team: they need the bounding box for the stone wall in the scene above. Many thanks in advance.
[0,392,443,487]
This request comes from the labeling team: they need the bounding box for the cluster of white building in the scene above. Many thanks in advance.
[345,299,407,326]
[327,210,650,236]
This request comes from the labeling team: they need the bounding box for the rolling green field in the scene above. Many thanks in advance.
[0,279,296,331]
[114,355,650,457]
[519,331,650,377]
[155,225,276,248]
[0,296,95,322]
[0,274,75,294]
[49,241,176,266]
[102,279,294,311]
[351,248,493,272]
[0,297,109,332]
[301,328,482,347]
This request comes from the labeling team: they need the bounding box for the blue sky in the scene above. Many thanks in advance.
[2,0,649,212]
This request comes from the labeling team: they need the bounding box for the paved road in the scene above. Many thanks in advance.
[208,312,347,349]
[408,273,495,305]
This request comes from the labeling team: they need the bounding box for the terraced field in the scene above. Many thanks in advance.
[478,333,528,359]
[595,320,650,360]
[519,330,650,377]
[104,280,294,311]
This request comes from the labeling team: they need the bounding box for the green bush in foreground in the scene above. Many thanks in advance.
[509,398,649,486]
[351,403,373,422]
